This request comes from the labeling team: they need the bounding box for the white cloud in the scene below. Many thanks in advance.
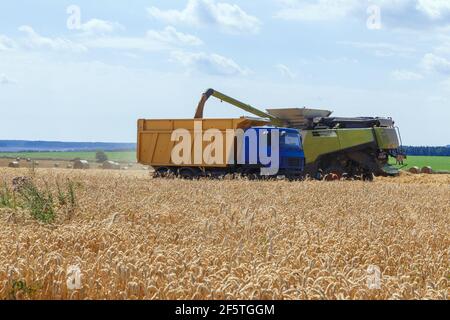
[79,19,124,35]
[0,74,16,85]
[440,78,450,91]
[18,25,87,52]
[82,27,202,52]
[276,64,296,79]
[275,0,360,21]
[434,39,450,55]
[81,36,168,52]
[318,56,359,64]
[422,53,450,75]
[0,35,16,51]
[416,0,450,19]
[391,70,423,80]
[275,0,450,26]
[170,51,250,76]
[13,24,202,54]
[146,26,203,46]
[340,41,415,57]
[148,0,261,34]
[428,95,447,103]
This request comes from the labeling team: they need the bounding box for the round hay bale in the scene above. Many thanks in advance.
[8,161,20,168]
[122,166,129,171]
[421,166,433,174]
[33,161,39,166]
[73,159,90,170]
[66,164,73,169]
[26,158,32,162]
[16,157,21,162]
[102,160,121,170]
[408,166,420,174]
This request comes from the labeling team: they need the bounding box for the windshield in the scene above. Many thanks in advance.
[283,132,301,148]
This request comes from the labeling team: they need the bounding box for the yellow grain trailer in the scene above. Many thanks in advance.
[137,117,269,177]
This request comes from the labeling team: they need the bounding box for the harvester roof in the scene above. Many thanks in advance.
[266,108,395,129]
[266,108,332,129]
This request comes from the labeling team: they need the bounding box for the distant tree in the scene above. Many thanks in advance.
[95,151,108,163]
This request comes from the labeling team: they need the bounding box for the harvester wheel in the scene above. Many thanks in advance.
[323,165,344,180]
[324,173,340,181]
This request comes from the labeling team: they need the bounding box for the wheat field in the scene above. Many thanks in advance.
[0,168,448,300]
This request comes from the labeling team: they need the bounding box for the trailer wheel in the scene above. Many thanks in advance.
[179,168,197,180]
[362,172,374,181]
[240,168,260,180]
[286,175,300,182]
[154,167,171,178]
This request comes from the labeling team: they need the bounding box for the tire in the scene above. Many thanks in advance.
[322,165,345,181]
[153,167,170,178]
[286,175,300,182]
[240,168,260,180]
[362,172,374,181]
[178,168,196,180]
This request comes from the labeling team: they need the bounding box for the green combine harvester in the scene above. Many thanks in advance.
[195,88,404,180]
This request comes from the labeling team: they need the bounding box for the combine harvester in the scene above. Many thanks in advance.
[137,89,404,180]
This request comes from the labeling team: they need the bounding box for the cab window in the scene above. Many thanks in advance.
[284,132,300,147]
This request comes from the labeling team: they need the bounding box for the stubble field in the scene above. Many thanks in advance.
[0,168,448,300]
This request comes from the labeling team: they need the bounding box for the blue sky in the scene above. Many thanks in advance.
[0,0,449,145]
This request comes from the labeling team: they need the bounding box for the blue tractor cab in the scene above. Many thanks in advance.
[242,127,305,176]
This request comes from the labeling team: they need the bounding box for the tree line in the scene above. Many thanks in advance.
[402,146,450,156]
